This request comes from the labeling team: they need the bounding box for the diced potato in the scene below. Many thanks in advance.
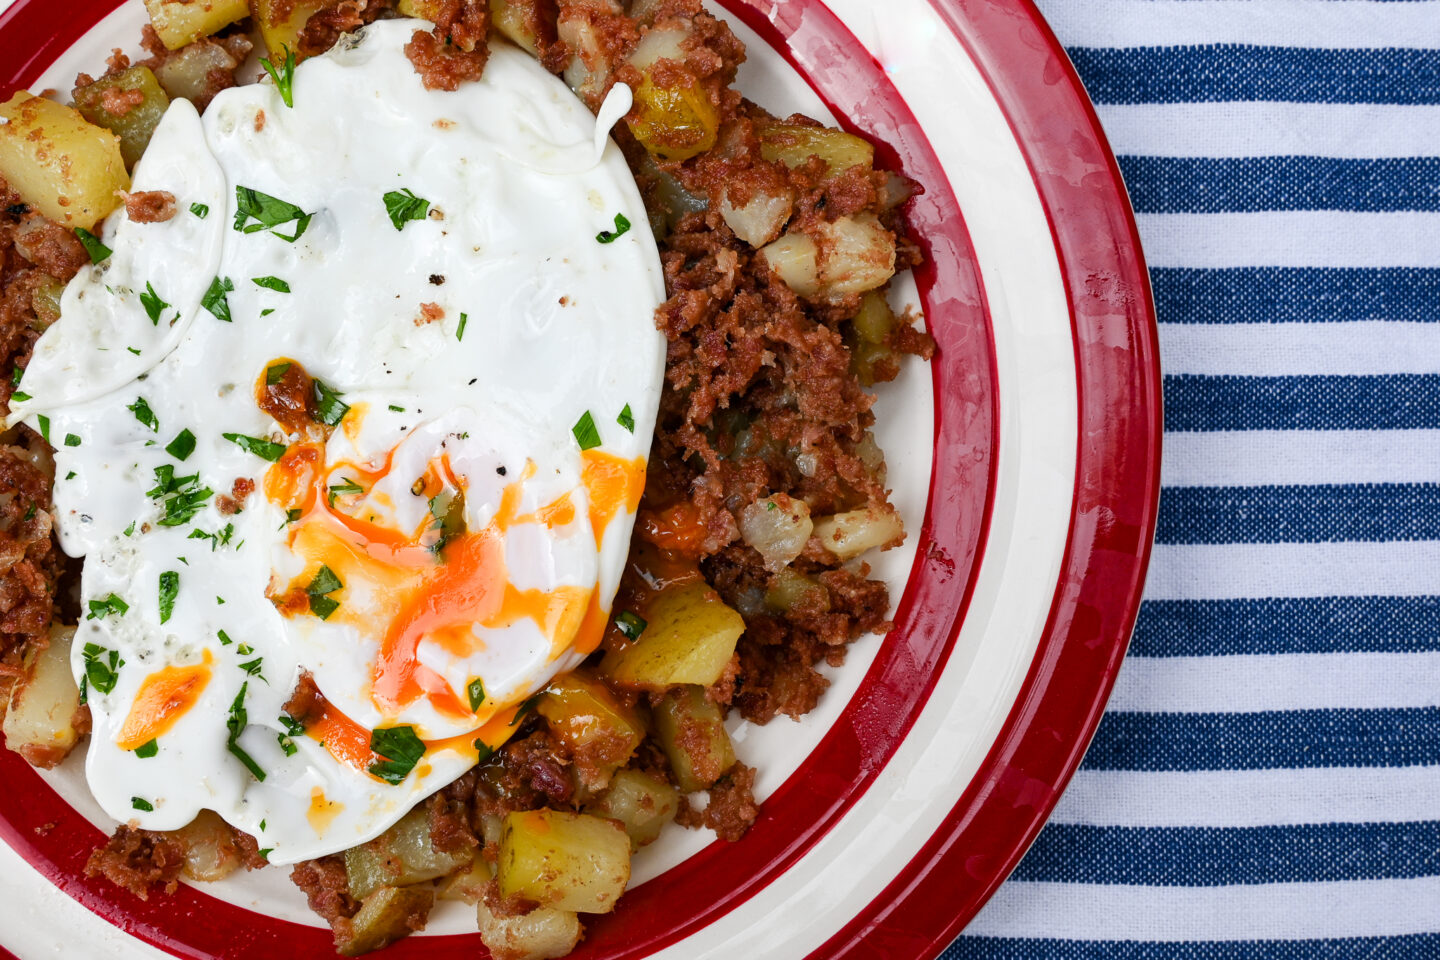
[758,231,819,298]
[396,0,444,18]
[490,0,556,57]
[652,685,736,793]
[438,853,492,904]
[72,66,171,169]
[345,806,472,901]
[760,214,895,302]
[719,187,793,248]
[558,10,612,100]
[144,0,249,50]
[170,809,243,882]
[764,567,830,615]
[30,277,65,330]
[759,122,874,176]
[537,669,643,779]
[251,0,329,60]
[151,41,240,105]
[737,494,812,572]
[812,504,904,561]
[598,580,744,690]
[847,290,899,386]
[335,884,434,957]
[497,810,630,914]
[625,25,719,162]
[583,768,679,850]
[0,93,129,230]
[2,625,81,769]
[477,899,582,960]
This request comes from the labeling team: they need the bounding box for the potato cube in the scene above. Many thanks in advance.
[624,26,718,162]
[537,669,644,779]
[152,41,240,106]
[170,809,243,882]
[251,0,329,60]
[0,93,129,230]
[72,66,171,169]
[2,625,81,769]
[760,214,895,302]
[652,685,736,793]
[583,768,679,849]
[477,899,582,960]
[759,123,874,176]
[438,854,492,904]
[599,580,744,690]
[497,810,630,914]
[335,884,434,957]
[812,504,905,561]
[144,0,249,50]
[396,0,444,18]
[345,806,472,900]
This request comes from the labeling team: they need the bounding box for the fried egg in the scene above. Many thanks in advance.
[9,19,665,863]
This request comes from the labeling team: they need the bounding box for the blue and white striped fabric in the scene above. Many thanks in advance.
[944,1,1440,957]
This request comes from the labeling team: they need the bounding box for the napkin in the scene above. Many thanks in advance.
[948,0,1440,956]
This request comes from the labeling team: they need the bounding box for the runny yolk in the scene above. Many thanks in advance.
[581,450,646,545]
[307,786,345,835]
[115,650,214,750]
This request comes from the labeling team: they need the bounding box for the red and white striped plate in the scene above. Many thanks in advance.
[0,1,1161,957]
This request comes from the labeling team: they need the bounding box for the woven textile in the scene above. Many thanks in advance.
[945,1,1440,957]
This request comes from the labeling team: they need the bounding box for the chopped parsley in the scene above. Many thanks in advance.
[456,312,468,341]
[617,403,635,433]
[265,362,291,385]
[147,465,213,526]
[327,477,362,507]
[86,593,130,621]
[239,657,265,679]
[75,227,112,263]
[226,681,266,781]
[218,629,233,645]
[383,188,430,230]
[64,470,76,480]
[9,366,18,387]
[131,797,154,812]
[615,610,647,642]
[260,308,275,317]
[188,523,235,550]
[10,391,29,402]
[36,414,49,444]
[312,379,349,426]
[596,212,631,243]
[165,428,196,461]
[202,275,235,322]
[135,739,158,758]
[128,396,159,432]
[223,432,287,462]
[571,410,601,451]
[233,186,313,242]
[21,504,34,521]
[158,570,179,624]
[473,740,494,763]
[260,46,296,108]
[190,202,209,219]
[140,282,169,325]
[307,565,342,620]
[368,725,425,785]
[467,678,485,711]
[63,433,81,447]
[123,521,136,537]
[81,642,123,696]
[388,404,405,412]
[127,346,141,355]
[252,276,290,293]
[278,714,306,756]
[509,694,540,727]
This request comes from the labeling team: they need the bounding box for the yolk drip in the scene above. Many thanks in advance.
[115,650,214,750]
[581,450,646,545]
[307,786,345,835]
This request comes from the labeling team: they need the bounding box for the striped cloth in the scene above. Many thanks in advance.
[943,1,1440,958]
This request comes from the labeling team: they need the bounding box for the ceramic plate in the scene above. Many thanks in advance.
[0,1,1161,957]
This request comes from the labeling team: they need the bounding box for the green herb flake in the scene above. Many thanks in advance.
[158,570,179,624]
[617,403,635,433]
[131,797,154,812]
[260,46,296,108]
[36,414,49,444]
[509,694,541,727]
[309,595,339,620]
[327,477,362,507]
[383,188,430,231]
[190,202,209,219]
[239,657,264,679]
[596,212,632,244]
[135,739,158,759]
[127,347,141,356]
[312,379,349,426]
[457,312,468,342]
[388,404,405,412]
[473,739,494,763]
[223,432,287,462]
[188,522,235,550]
[615,610,647,642]
[75,227,112,263]
[82,642,123,695]
[63,433,81,447]
[307,564,342,620]
[140,282,169,326]
[260,308,275,317]
[21,504,34,521]
[123,521,136,537]
[571,410,601,451]
[252,276,291,293]
[277,714,306,756]
[128,396,159,432]
[265,362,292,385]
[10,391,29,402]
[233,186,313,242]
[146,465,214,526]
[165,428,196,461]
[218,629,233,645]
[467,678,485,711]
[86,593,130,621]
[64,470,76,480]
[202,275,235,322]
[225,681,266,781]
[368,725,426,785]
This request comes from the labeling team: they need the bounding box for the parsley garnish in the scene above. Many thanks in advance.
[473,740,494,763]
[135,739,158,758]
[190,202,209,219]
[36,414,49,444]
[165,428,196,461]
[140,282,169,325]
[596,212,631,243]
[226,681,266,781]
[252,276,290,293]
[457,312,468,341]
[368,725,425,785]
[63,433,81,447]
[10,391,29,402]
[617,403,635,432]
[9,367,18,387]
[260,308,275,317]
[388,404,405,412]
[75,227,112,263]
[147,465,213,526]
[223,432,287,462]
[128,397,159,432]
[383,188,430,230]
[307,565,342,620]
[239,657,264,679]
[509,694,540,726]
[260,46,296,108]
[278,714,306,756]
[218,630,233,645]
[158,570,179,624]
[615,610,647,641]
[312,379,349,425]
[233,186,312,242]
[21,504,34,521]
[202,276,235,322]
[188,523,235,550]
[571,411,601,451]
[265,362,291,385]
[467,678,485,711]
[126,347,141,355]
[64,471,75,480]
[327,477,362,507]
[82,643,123,695]
[86,593,130,621]
[132,797,154,812]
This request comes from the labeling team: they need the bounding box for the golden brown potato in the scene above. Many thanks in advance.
[624,25,719,162]
[144,0,249,50]
[489,0,552,57]
[345,806,472,900]
[335,884,434,957]
[497,810,630,914]
[764,567,829,615]
[170,809,244,882]
[759,122,874,176]
[72,66,171,169]
[599,580,744,690]
[251,0,329,60]
[0,93,129,230]
[477,899,582,960]
[760,214,896,302]
[812,504,905,561]
[537,669,644,781]
[651,685,736,793]
[2,625,81,769]
[583,768,679,850]
[438,854,492,904]
[151,41,240,105]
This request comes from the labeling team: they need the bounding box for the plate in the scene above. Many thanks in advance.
[0,1,1161,958]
